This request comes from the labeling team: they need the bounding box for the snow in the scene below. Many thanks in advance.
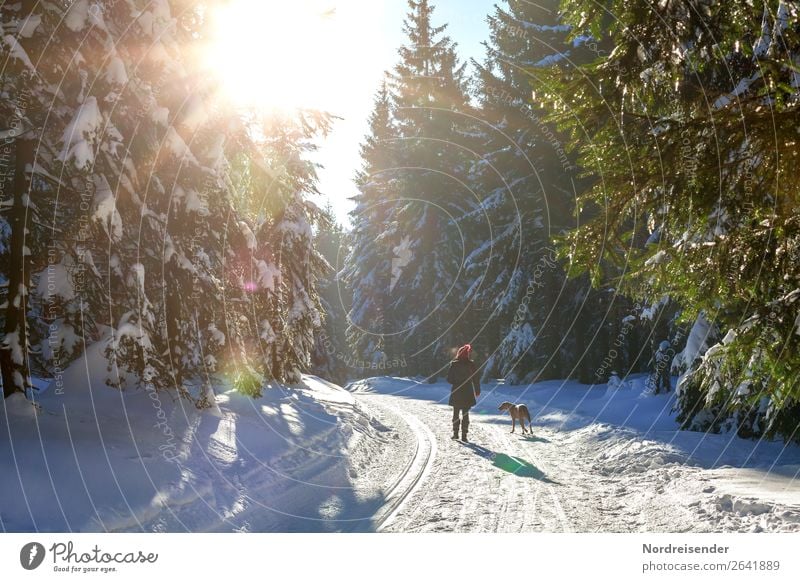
[183,187,207,215]
[131,1,175,38]
[518,21,570,33]
[145,0,174,37]
[509,322,536,360]
[279,215,313,239]
[1,330,24,365]
[180,94,208,131]
[572,34,592,47]
[532,52,570,67]
[41,320,80,361]
[163,127,198,164]
[754,4,772,57]
[672,312,716,374]
[59,96,102,170]
[645,249,668,266]
[260,319,277,343]
[605,372,632,394]
[3,393,39,419]
[4,360,798,532]
[36,263,75,301]
[255,259,280,292]
[640,295,668,321]
[88,2,107,30]
[0,342,387,532]
[238,220,257,250]
[18,14,41,38]
[348,375,800,532]
[151,106,169,126]
[65,0,91,32]
[713,73,761,109]
[63,140,94,171]
[104,56,129,86]
[390,235,413,291]
[93,174,123,241]
[2,35,35,70]
[207,324,225,346]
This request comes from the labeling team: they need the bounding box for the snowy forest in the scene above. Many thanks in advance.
[345,0,800,443]
[2,0,799,460]
[1,0,338,403]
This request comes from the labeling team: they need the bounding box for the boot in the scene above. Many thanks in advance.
[461,414,470,442]
[461,432,468,442]
[452,416,460,440]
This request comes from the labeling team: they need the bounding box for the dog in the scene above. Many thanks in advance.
[498,402,532,434]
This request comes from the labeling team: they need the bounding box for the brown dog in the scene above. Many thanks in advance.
[498,402,532,434]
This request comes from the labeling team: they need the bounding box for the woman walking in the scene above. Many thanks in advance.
[446,344,481,442]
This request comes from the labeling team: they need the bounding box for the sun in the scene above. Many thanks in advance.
[204,0,360,112]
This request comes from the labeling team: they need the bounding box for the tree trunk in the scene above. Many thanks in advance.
[1,137,34,398]
[269,279,283,382]
[164,263,183,388]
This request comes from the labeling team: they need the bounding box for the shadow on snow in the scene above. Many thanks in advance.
[459,442,559,485]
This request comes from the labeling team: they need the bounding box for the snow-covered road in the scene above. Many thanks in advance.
[5,364,799,532]
[349,377,800,533]
[365,391,573,532]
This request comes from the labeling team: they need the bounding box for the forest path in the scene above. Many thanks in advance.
[350,378,800,533]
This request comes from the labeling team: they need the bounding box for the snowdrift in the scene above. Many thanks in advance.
[0,342,384,532]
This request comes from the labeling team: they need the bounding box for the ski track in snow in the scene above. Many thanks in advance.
[371,401,437,531]
[4,367,799,532]
[348,377,800,533]
[358,392,577,532]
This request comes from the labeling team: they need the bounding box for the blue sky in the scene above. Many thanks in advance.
[314,0,498,225]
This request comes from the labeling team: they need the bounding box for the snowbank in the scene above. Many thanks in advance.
[0,342,383,532]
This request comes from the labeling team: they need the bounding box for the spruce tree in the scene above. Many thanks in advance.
[228,111,332,386]
[466,0,613,384]
[346,0,477,379]
[385,0,474,377]
[343,80,399,370]
[311,205,350,384]
[545,0,800,439]
[1,0,334,405]
[0,0,106,398]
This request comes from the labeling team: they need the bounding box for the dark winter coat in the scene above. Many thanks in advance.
[655,349,671,372]
[447,359,480,409]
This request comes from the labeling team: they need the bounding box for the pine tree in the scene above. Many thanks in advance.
[59,0,237,397]
[311,205,350,384]
[0,0,106,398]
[465,0,615,384]
[0,132,34,398]
[1,0,334,405]
[346,0,478,379]
[545,0,800,439]
[384,0,474,377]
[343,79,402,370]
[227,111,332,386]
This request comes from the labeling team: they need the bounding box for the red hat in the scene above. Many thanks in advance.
[456,344,472,361]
